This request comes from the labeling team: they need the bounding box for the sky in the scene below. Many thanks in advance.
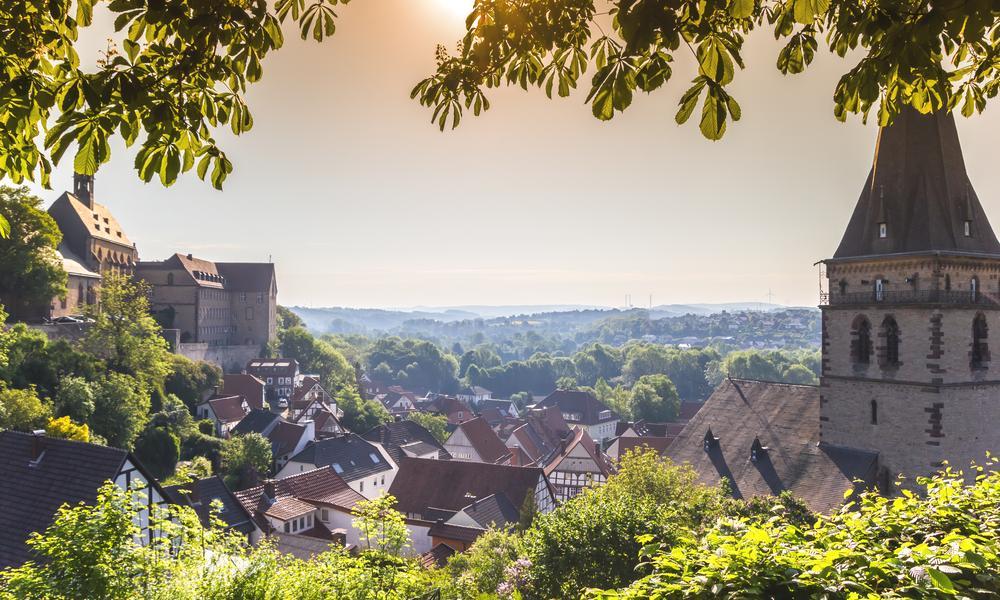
[29,0,1000,309]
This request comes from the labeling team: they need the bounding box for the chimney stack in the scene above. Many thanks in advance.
[73,173,95,209]
[263,479,276,500]
[30,429,47,464]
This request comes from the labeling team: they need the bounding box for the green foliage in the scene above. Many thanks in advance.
[522,450,726,598]
[337,386,392,433]
[352,494,411,556]
[367,337,459,393]
[590,462,1000,599]
[706,348,820,387]
[406,411,450,444]
[629,374,681,422]
[279,326,355,391]
[90,373,151,450]
[0,187,66,315]
[0,0,353,191]
[163,456,213,487]
[459,346,502,378]
[277,305,305,331]
[0,385,51,431]
[414,0,1000,139]
[133,427,180,480]
[81,273,170,385]
[446,527,524,597]
[53,375,95,423]
[221,432,272,490]
[163,355,222,413]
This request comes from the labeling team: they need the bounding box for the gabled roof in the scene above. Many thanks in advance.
[666,379,879,514]
[479,398,517,415]
[0,432,131,568]
[612,436,674,458]
[536,390,618,425]
[56,244,100,279]
[49,192,134,247]
[233,410,281,437]
[361,420,451,465]
[833,107,1000,260]
[290,377,325,407]
[420,543,457,568]
[388,457,549,518]
[268,421,308,458]
[287,434,392,481]
[223,374,266,411]
[453,417,511,464]
[544,427,613,477]
[247,358,298,373]
[216,262,276,292]
[264,497,316,521]
[163,475,255,534]
[206,395,249,424]
[445,493,520,530]
[235,467,365,531]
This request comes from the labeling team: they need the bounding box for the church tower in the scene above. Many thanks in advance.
[820,108,1000,481]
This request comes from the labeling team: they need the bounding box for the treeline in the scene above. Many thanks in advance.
[3,451,995,599]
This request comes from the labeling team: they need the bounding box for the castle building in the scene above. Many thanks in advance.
[667,108,1000,512]
[135,253,277,348]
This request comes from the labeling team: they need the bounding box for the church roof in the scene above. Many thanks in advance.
[666,379,878,514]
[49,192,134,248]
[833,108,1000,260]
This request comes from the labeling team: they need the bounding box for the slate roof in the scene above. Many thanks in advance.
[427,522,484,544]
[232,410,280,436]
[536,390,618,425]
[388,457,549,519]
[445,493,520,530]
[235,468,365,532]
[666,379,879,514]
[612,436,674,459]
[223,374,267,411]
[56,244,100,279]
[479,398,517,415]
[615,421,687,438]
[455,417,511,464]
[216,263,276,292]
[0,432,153,568]
[287,434,392,482]
[678,401,704,422]
[833,107,1000,260]
[361,420,451,464]
[163,475,255,534]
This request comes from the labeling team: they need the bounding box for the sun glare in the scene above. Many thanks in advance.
[434,0,473,18]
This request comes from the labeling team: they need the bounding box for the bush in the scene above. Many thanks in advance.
[133,427,180,480]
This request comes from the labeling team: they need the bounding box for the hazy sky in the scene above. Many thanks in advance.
[29,0,1000,309]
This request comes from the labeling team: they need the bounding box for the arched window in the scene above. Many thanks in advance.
[167,273,174,285]
[945,274,952,291]
[972,313,989,369]
[839,279,848,295]
[882,316,900,368]
[77,283,84,307]
[870,399,878,425]
[852,315,872,365]
[972,276,980,302]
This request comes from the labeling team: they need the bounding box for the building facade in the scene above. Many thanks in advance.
[819,107,1000,483]
[136,253,277,347]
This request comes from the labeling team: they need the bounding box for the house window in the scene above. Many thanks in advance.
[240,292,247,302]
[284,522,290,533]
[878,223,887,238]
[167,273,174,285]
[965,220,972,237]
[257,292,264,304]
[870,399,878,425]
[321,508,329,521]
[972,313,989,370]
[360,481,364,492]
[881,316,900,368]
[852,315,872,365]
[267,377,273,384]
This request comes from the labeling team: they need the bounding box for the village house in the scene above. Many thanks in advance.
[246,358,299,402]
[222,373,267,411]
[416,395,474,425]
[235,468,367,558]
[544,426,614,502]
[0,430,168,569]
[376,386,418,415]
[606,420,686,462]
[443,416,512,464]
[196,394,251,437]
[231,411,315,471]
[361,420,452,464]
[456,385,492,406]
[277,434,397,497]
[478,398,520,419]
[163,475,258,539]
[534,389,619,443]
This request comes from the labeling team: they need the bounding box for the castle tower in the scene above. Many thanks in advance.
[820,107,1000,481]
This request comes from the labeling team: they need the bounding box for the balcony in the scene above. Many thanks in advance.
[820,290,999,307]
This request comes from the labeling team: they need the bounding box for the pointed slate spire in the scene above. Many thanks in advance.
[833,107,1000,259]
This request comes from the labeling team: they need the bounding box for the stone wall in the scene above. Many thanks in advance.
[177,342,260,374]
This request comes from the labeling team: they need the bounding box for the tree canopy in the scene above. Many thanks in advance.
[0,187,66,316]
[414,0,1000,139]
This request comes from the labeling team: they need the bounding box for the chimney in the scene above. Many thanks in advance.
[29,429,47,465]
[262,479,276,501]
[73,173,95,209]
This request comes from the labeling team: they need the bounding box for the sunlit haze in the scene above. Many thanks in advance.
[29,0,1000,310]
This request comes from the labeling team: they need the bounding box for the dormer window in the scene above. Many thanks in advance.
[703,428,719,452]
[878,223,887,238]
[965,220,972,237]
[750,437,768,462]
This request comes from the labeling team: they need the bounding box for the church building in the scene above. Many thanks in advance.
[667,108,1000,512]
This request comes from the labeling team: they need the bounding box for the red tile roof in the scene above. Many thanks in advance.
[223,374,266,411]
[236,468,364,531]
[457,417,511,464]
[207,395,249,423]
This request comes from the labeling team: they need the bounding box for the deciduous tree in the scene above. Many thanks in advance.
[0,187,66,316]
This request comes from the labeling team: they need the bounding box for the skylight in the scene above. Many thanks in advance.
[369,452,381,464]
[332,463,344,474]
